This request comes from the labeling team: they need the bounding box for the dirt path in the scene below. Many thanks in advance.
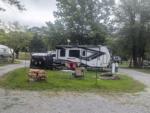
[0,60,29,77]
[0,66,150,113]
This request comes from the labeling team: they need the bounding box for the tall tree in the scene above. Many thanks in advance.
[44,21,67,50]
[0,22,33,62]
[54,0,114,45]
[29,34,47,53]
[115,0,150,67]
[7,30,32,60]
[0,29,8,44]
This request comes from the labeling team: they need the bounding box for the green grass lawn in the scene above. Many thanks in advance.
[119,61,129,68]
[0,68,145,93]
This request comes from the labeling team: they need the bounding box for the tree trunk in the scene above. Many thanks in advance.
[11,52,15,63]
[15,50,19,59]
[129,57,133,68]
[16,52,19,59]
[140,57,144,67]
[132,45,138,67]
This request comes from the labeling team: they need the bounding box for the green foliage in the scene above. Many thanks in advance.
[114,0,150,67]
[0,29,8,44]
[0,22,33,53]
[29,34,47,53]
[7,30,33,53]
[0,68,145,93]
[53,0,114,45]
[0,0,25,11]
[0,22,33,61]
[7,31,23,52]
[45,21,67,49]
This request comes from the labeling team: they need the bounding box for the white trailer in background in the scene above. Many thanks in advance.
[55,45,111,68]
[0,45,13,58]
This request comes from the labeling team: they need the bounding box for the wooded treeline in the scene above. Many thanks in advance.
[0,0,150,67]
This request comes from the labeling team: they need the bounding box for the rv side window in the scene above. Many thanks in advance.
[82,51,86,56]
[60,49,66,57]
[69,50,80,58]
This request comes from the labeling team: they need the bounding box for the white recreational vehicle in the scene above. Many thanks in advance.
[0,45,13,58]
[55,45,111,68]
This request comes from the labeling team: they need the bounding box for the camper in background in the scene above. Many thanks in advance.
[0,45,13,59]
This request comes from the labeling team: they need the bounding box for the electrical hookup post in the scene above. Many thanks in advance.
[111,62,118,75]
[112,62,115,74]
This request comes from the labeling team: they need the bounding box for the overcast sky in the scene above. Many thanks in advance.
[0,0,57,27]
[0,0,119,27]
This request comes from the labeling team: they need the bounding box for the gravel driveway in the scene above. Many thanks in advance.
[119,68,150,88]
[0,60,29,77]
[0,89,149,113]
[0,65,150,113]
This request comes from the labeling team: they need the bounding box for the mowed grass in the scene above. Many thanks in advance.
[119,61,129,68]
[0,68,145,93]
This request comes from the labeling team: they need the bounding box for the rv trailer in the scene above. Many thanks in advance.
[55,45,111,68]
[0,45,13,58]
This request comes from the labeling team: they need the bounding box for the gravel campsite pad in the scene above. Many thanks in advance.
[0,89,150,113]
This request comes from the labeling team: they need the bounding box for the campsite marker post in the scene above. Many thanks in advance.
[95,50,100,86]
[24,47,28,75]
[95,47,101,86]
